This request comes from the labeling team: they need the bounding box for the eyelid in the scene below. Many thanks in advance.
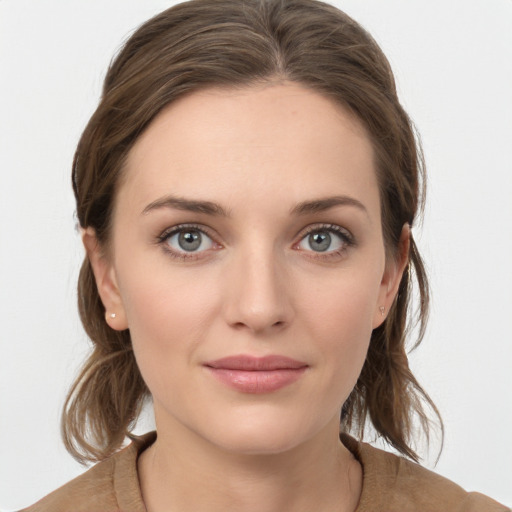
[157,223,215,242]
[155,222,355,261]
[295,223,354,242]
[157,223,222,260]
[293,223,356,257]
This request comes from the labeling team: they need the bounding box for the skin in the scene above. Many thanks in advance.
[84,82,409,512]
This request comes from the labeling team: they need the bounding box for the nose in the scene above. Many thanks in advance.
[222,246,294,335]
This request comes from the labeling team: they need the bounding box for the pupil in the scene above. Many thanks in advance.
[178,230,201,251]
[309,232,331,252]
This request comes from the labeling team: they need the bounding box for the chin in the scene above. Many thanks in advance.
[196,406,330,456]
[212,428,305,456]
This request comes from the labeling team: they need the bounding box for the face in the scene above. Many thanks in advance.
[87,83,405,455]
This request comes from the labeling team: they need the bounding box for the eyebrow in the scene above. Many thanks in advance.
[290,195,368,216]
[142,195,230,217]
[141,194,367,218]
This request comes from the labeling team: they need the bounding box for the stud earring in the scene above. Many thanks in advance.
[110,313,116,319]
[379,306,385,316]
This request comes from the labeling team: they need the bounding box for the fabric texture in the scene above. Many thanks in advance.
[21,431,509,512]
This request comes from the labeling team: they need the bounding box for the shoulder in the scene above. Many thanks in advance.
[19,456,118,512]
[341,434,510,512]
[20,432,156,512]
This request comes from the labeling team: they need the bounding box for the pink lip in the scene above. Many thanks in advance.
[204,355,308,393]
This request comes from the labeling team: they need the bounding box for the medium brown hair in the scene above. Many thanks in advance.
[63,0,442,464]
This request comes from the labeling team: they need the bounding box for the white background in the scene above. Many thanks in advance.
[1,0,511,509]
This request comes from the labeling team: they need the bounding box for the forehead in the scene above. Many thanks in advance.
[119,82,379,217]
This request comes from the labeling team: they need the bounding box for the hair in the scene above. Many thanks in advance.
[63,0,442,464]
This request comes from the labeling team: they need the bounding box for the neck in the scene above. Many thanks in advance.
[138,417,362,512]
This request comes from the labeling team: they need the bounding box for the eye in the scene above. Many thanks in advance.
[296,225,354,255]
[158,225,218,258]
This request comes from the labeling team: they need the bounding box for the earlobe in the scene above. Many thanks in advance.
[81,228,128,331]
[373,224,410,328]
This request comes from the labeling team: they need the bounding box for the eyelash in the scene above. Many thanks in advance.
[156,223,355,261]
[156,223,220,261]
[294,223,356,261]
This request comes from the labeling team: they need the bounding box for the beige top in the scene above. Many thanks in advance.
[22,432,509,512]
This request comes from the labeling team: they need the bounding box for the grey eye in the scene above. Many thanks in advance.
[178,230,202,251]
[166,228,214,253]
[308,232,331,252]
[297,228,347,254]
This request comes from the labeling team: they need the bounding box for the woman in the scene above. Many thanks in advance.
[15,0,510,510]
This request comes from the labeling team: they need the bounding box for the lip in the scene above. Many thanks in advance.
[203,355,308,394]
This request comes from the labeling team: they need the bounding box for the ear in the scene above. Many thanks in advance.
[373,224,410,328]
[81,227,128,331]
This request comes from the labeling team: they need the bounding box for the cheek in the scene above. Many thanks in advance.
[116,259,221,391]
[297,268,381,392]
[300,265,381,338]
[118,242,220,330]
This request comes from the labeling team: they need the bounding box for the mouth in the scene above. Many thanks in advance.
[203,355,309,393]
